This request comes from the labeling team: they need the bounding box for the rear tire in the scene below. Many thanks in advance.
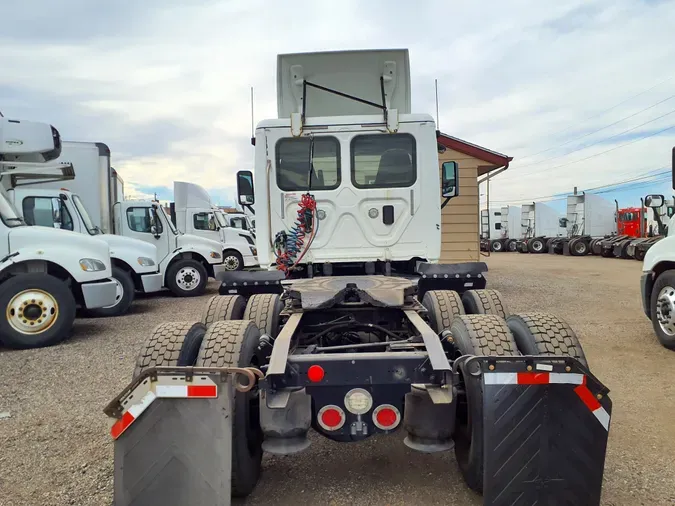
[89,266,135,317]
[166,258,208,297]
[421,290,465,333]
[634,248,646,261]
[461,289,510,318]
[450,315,519,493]
[490,240,503,252]
[133,321,207,379]
[507,313,588,368]
[0,273,76,349]
[505,239,518,252]
[201,295,246,325]
[570,238,589,256]
[195,320,262,497]
[528,237,545,253]
[243,293,283,337]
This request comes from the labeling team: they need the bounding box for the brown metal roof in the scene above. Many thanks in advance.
[437,132,513,175]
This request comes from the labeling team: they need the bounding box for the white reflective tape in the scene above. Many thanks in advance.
[535,363,553,372]
[593,407,610,431]
[127,390,156,418]
[155,385,189,398]
[483,372,517,385]
[549,373,584,385]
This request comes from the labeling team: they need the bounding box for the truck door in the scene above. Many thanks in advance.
[19,194,77,233]
[121,204,172,263]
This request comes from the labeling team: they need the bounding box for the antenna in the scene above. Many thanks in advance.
[250,86,255,142]
[435,79,440,130]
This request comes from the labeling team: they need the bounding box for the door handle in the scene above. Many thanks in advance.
[382,205,394,225]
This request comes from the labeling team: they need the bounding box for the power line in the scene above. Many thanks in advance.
[514,94,675,164]
[487,169,670,204]
[512,74,675,159]
[501,123,675,179]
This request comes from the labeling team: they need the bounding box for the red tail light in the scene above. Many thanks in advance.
[307,364,325,382]
[372,404,401,430]
[317,405,346,431]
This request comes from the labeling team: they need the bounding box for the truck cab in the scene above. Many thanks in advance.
[7,187,162,316]
[172,181,258,271]
[0,117,117,348]
[114,199,229,295]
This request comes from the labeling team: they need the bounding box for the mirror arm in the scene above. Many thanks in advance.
[441,197,452,210]
[243,203,255,215]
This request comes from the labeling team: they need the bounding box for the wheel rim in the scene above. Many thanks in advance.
[102,277,124,309]
[575,242,586,254]
[656,286,675,336]
[176,267,201,291]
[532,240,543,252]
[6,289,59,335]
[508,242,517,251]
[224,255,241,271]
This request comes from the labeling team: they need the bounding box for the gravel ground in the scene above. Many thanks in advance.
[1,254,674,505]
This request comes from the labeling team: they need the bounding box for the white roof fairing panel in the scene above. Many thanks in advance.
[174,181,213,210]
[277,49,411,118]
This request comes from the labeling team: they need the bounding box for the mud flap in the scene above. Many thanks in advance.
[106,370,244,506]
[470,357,612,506]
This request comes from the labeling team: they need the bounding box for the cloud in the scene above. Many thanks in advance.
[1,0,674,211]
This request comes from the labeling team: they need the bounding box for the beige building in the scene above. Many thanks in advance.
[437,133,512,263]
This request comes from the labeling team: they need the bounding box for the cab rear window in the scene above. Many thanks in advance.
[276,137,341,191]
[351,134,416,189]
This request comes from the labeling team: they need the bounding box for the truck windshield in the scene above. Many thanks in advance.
[73,195,100,235]
[0,190,23,228]
[214,211,229,228]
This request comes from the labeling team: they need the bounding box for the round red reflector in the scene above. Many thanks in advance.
[321,408,342,428]
[307,365,325,382]
[375,408,397,428]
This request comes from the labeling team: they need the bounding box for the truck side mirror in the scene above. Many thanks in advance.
[645,194,665,208]
[237,170,255,205]
[441,161,458,198]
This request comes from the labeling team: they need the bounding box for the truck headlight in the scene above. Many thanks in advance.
[137,256,155,267]
[250,246,257,256]
[210,251,221,259]
[79,258,107,272]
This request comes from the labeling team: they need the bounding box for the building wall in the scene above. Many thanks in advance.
[438,148,482,262]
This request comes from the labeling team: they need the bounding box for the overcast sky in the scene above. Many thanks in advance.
[2,0,674,209]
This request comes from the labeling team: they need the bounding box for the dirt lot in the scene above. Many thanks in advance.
[1,254,674,506]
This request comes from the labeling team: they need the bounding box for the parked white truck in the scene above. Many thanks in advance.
[481,205,522,252]
[7,187,162,316]
[30,141,229,296]
[0,117,117,348]
[640,147,675,350]
[516,201,564,253]
[171,181,258,271]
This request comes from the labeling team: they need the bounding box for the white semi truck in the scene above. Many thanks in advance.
[481,205,522,252]
[106,49,612,506]
[640,147,675,350]
[549,193,616,256]
[31,141,229,296]
[0,117,117,348]
[516,201,564,253]
[171,181,258,271]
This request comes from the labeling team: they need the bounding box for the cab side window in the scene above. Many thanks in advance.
[194,212,217,231]
[126,207,163,234]
[22,196,74,231]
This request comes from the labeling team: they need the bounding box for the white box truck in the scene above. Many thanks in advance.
[0,117,117,348]
[30,141,229,296]
[171,181,258,271]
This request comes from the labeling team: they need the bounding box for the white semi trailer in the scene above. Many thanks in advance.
[31,141,229,296]
[171,181,258,271]
[0,117,117,348]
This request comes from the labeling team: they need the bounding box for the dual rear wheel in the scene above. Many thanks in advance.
[133,293,283,497]
[422,288,588,493]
